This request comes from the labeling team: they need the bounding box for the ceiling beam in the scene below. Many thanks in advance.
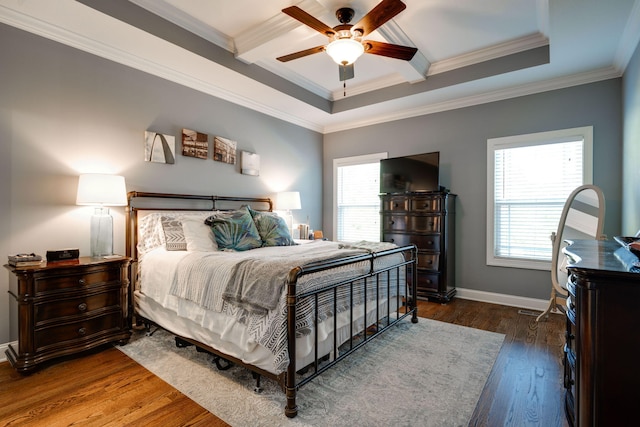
[234,0,326,64]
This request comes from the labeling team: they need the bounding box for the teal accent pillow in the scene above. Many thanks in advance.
[248,207,295,247]
[205,207,262,251]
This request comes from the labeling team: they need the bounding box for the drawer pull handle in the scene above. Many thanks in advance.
[389,238,395,243]
[78,279,86,285]
[390,220,395,225]
[78,303,87,312]
[78,327,86,336]
[426,280,432,284]
[427,260,433,265]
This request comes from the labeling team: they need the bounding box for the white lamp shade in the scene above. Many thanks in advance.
[76,174,127,206]
[325,38,365,65]
[277,191,301,210]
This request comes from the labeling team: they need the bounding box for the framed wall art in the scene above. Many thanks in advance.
[241,151,260,176]
[182,129,208,159]
[144,131,176,164]
[213,136,237,164]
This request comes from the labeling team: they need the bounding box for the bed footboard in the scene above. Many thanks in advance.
[284,244,417,418]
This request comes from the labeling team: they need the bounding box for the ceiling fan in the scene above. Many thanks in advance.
[277,0,417,82]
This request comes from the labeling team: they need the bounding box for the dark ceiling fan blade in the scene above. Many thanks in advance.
[352,0,406,38]
[282,6,335,37]
[339,64,355,81]
[364,40,417,61]
[276,45,326,62]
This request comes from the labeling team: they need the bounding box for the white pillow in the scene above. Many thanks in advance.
[182,219,218,252]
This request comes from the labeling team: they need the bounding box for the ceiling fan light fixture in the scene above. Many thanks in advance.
[325,38,364,66]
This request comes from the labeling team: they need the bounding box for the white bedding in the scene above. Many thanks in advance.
[137,238,406,374]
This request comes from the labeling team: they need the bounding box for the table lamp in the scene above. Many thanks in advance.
[76,174,127,257]
[276,191,301,236]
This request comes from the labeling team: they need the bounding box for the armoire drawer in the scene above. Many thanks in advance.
[383,233,441,251]
[382,196,409,211]
[383,215,441,233]
[416,271,440,292]
[417,253,439,271]
[410,198,441,212]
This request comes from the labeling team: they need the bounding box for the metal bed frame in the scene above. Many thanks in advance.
[125,191,418,418]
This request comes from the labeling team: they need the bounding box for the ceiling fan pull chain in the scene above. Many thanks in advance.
[344,80,346,97]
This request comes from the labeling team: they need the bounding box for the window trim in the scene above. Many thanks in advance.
[486,126,593,270]
[333,152,388,242]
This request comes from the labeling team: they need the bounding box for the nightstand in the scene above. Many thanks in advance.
[4,256,131,373]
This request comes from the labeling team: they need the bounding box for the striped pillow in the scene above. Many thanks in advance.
[160,216,187,251]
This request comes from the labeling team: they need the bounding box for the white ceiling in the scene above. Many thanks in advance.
[1,0,639,133]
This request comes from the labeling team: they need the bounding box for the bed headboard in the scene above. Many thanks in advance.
[125,191,273,261]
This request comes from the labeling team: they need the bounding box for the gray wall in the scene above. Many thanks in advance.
[623,37,640,236]
[0,24,323,344]
[323,79,623,300]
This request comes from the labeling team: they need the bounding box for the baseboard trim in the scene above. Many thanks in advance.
[455,287,562,314]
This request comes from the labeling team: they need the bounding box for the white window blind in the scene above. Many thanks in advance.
[334,153,387,242]
[487,127,593,270]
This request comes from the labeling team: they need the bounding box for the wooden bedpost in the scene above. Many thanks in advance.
[285,267,302,418]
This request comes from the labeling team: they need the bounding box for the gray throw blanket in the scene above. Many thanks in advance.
[338,240,399,253]
[222,246,365,314]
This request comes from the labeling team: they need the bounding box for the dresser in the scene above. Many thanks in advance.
[5,256,131,372]
[563,240,640,427]
[380,191,456,302]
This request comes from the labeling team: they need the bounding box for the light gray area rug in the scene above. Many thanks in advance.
[118,318,504,427]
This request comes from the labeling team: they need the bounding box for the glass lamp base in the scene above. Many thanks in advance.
[90,207,113,257]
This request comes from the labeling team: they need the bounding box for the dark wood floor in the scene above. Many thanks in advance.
[0,299,568,426]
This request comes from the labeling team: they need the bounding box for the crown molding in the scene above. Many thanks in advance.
[428,33,549,76]
[323,67,622,134]
[128,0,233,52]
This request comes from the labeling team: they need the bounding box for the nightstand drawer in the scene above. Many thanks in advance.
[35,267,120,294]
[35,290,121,325]
[35,311,123,350]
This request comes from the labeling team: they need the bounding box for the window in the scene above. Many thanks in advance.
[487,127,593,270]
[333,152,387,242]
